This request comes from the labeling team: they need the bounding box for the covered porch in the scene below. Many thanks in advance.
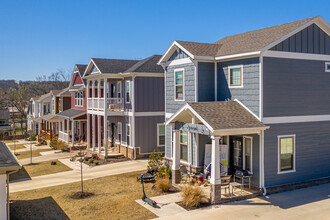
[56,109,87,148]
[166,101,268,203]
[39,114,60,140]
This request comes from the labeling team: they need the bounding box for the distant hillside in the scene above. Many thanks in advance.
[0,80,17,91]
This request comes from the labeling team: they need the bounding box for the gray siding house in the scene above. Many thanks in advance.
[82,55,165,159]
[158,16,330,203]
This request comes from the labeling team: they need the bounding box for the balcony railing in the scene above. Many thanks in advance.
[87,98,124,111]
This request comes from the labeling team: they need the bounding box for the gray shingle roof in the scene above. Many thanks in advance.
[92,58,139,74]
[0,142,21,172]
[69,85,84,91]
[0,109,10,120]
[76,64,87,75]
[174,16,317,58]
[187,101,266,130]
[124,55,164,73]
[57,87,71,97]
[56,109,86,119]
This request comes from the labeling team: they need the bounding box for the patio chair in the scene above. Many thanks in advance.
[221,175,232,196]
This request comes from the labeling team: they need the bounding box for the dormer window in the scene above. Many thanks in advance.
[326,62,330,72]
[228,66,243,88]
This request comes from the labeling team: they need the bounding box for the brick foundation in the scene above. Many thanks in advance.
[210,184,221,204]
[172,169,181,184]
[109,142,153,159]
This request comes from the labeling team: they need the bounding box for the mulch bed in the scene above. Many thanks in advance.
[70,192,95,200]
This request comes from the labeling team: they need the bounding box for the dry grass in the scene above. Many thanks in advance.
[15,148,53,160]
[156,177,171,192]
[10,160,72,182]
[9,144,27,151]
[10,171,167,220]
[181,184,207,208]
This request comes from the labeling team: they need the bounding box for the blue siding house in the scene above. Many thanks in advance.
[158,16,330,203]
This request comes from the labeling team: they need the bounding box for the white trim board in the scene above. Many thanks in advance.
[165,58,193,67]
[263,115,330,124]
[262,50,330,61]
[166,113,174,119]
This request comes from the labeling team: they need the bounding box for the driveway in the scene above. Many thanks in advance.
[157,183,330,220]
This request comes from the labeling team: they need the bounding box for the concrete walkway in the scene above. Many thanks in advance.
[156,183,330,220]
[19,151,77,165]
[10,159,148,193]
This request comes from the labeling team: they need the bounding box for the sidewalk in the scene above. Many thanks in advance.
[10,159,148,192]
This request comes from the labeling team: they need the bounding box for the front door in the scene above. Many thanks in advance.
[229,136,243,175]
[111,123,116,148]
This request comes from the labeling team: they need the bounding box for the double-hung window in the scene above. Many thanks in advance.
[125,81,130,103]
[117,122,122,143]
[117,81,122,98]
[126,124,131,146]
[228,66,243,87]
[157,124,165,147]
[175,69,184,100]
[75,92,84,107]
[180,130,188,161]
[244,137,252,173]
[278,135,295,173]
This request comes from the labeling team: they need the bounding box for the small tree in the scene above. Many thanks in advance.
[147,149,163,172]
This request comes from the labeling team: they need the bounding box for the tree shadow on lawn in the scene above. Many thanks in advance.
[9,167,31,182]
[10,196,70,220]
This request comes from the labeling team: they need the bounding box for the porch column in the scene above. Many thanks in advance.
[92,115,95,151]
[210,135,221,204]
[103,78,108,157]
[71,120,75,147]
[98,115,101,154]
[98,79,101,109]
[87,114,90,148]
[87,79,90,98]
[92,80,95,109]
[66,119,70,143]
[172,129,181,184]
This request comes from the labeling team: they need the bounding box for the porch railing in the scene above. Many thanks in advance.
[87,98,124,111]
[59,131,69,143]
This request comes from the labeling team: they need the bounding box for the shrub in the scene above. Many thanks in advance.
[156,177,171,192]
[158,166,172,179]
[57,140,67,150]
[49,137,58,149]
[181,184,207,208]
[30,133,36,141]
[94,160,99,165]
[88,159,94,164]
[147,149,163,171]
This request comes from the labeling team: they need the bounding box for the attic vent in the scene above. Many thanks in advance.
[326,62,330,72]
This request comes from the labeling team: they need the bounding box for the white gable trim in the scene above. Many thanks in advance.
[261,16,328,52]
[262,50,330,61]
[158,41,195,65]
[82,59,102,78]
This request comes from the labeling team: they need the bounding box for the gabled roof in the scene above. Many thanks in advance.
[0,109,10,120]
[124,55,163,73]
[159,16,329,63]
[76,64,87,75]
[0,142,21,173]
[56,109,86,120]
[92,58,139,74]
[50,90,62,97]
[213,16,318,56]
[37,92,52,102]
[166,100,267,132]
[56,87,71,97]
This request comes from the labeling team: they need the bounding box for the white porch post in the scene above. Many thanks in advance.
[210,135,221,203]
[172,128,181,184]
[92,115,95,151]
[66,119,70,143]
[87,114,90,148]
[92,80,95,109]
[98,79,101,109]
[71,120,75,147]
[103,78,108,157]
[98,115,101,154]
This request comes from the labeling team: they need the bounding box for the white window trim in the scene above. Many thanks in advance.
[157,123,165,147]
[278,134,296,174]
[75,91,84,107]
[126,124,131,146]
[117,122,122,143]
[228,65,244,88]
[125,80,130,103]
[243,136,253,174]
[179,130,188,162]
[325,62,330,72]
[117,81,122,98]
[174,68,185,101]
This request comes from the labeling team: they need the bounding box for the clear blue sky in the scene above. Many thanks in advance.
[0,0,329,81]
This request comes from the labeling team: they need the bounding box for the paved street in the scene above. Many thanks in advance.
[157,183,330,220]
